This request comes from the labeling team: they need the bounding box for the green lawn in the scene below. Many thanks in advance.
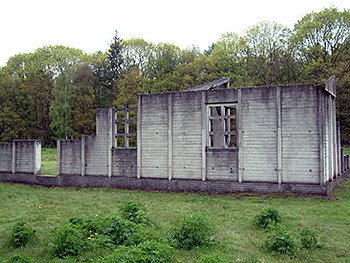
[0,178,350,262]
[24,147,350,262]
[41,148,57,175]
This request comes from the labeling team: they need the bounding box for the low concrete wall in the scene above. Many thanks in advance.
[58,140,82,176]
[112,148,137,177]
[0,139,349,195]
[2,172,349,195]
[0,140,41,175]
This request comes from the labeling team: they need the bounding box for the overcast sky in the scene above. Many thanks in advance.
[0,0,348,67]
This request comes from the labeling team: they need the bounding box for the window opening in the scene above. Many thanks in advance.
[115,107,137,148]
[208,104,237,148]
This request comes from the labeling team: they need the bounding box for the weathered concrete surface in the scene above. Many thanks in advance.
[0,77,346,195]
[0,172,332,194]
[0,140,41,175]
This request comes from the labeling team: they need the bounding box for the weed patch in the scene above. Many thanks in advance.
[254,207,283,230]
[169,214,217,250]
[6,221,37,249]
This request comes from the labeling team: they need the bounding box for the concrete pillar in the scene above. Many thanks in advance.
[137,94,142,179]
[57,140,61,176]
[340,148,344,173]
[12,141,16,174]
[107,108,114,178]
[33,140,41,176]
[201,91,207,181]
[276,86,282,185]
[238,88,243,183]
[168,93,173,180]
[82,136,86,176]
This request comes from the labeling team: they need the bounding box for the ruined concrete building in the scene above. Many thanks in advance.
[1,76,349,194]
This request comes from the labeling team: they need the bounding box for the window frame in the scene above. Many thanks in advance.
[207,104,237,149]
[115,107,137,148]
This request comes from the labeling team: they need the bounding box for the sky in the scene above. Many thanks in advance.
[0,0,349,67]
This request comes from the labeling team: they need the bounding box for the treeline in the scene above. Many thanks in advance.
[0,7,350,146]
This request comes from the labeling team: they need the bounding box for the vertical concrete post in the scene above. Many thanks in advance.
[328,96,334,181]
[318,88,325,185]
[107,108,114,178]
[57,140,61,176]
[238,88,243,183]
[81,136,86,176]
[168,93,173,180]
[33,140,41,176]
[12,141,16,174]
[333,99,337,178]
[137,94,142,179]
[125,108,129,148]
[276,86,282,185]
[201,91,207,181]
[336,122,341,176]
[340,147,344,173]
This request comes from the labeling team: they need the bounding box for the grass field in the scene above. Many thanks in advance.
[41,148,57,175]
[23,147,350,262]
[0,178,350,262]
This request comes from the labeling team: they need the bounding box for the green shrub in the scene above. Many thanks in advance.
[254,207,283,230]
[50,214,148,258]
[124,224,162,246]
[7,254,33,263]
[169,215,216,250]
[119,201,150,225]
[6,221,37,248]
[99,215,138,246]
[99,240,174,263]
[50,222,87,258]
[265,225,298,258]
[299,228,322,250]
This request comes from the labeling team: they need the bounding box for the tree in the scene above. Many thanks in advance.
[0,68,33,141]
[71,63,96,137]
[114,67,146,108]
[291,7,350,82]
[238,21,294,86]
[122,38,153,77]
[204,43,215,57]
[48,46,84,140]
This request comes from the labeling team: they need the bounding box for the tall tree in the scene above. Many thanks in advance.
[71,63,96,137]
[291,7,350,82]
[48,46,84,140]
[238,21,294,86]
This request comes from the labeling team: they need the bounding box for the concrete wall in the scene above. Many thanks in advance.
[57,140,82,175]
[112,148,137,177]
[138,80,339,187]
[0,78,345,195]
[0,140,41,175]
[0,142,12,172]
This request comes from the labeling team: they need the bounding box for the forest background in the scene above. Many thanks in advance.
[0,7,349,147]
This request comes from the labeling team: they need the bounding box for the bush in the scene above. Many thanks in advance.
[169,215,216,250]
[99,240,174,263]
[119,201,150,225]
[7,255,33,263]
[50,214,150,258]
[99,215,138,246]
[299,228,322,250]
[6,221,37,248]
[50,222,87,258]
[254,207,283,230]
[265,225,298,258]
